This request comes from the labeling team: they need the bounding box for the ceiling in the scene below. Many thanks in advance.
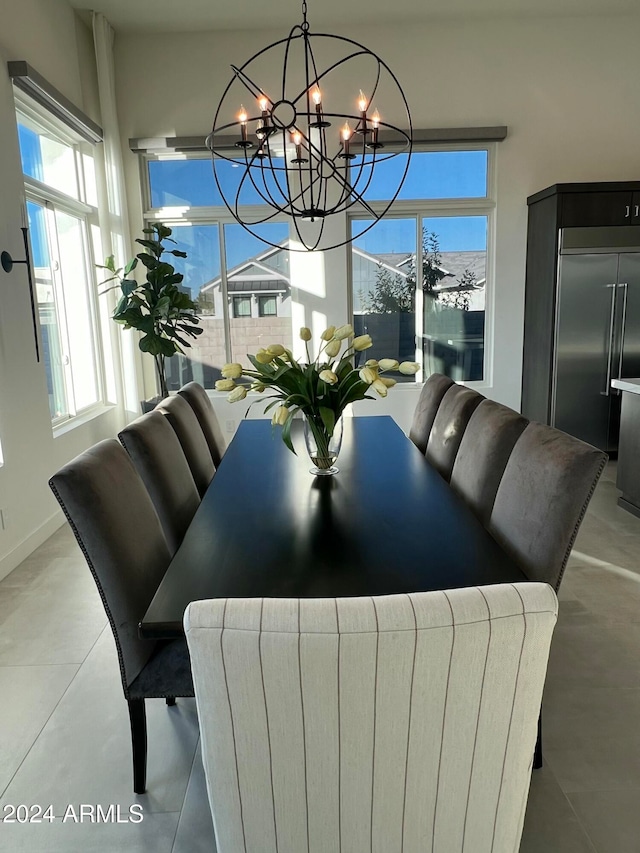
[69,0,638,33]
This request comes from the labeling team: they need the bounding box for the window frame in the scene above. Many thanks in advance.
[16,94,106,426]
[257,293,278,318]
[347,142,496,388]
[140,143,496,389]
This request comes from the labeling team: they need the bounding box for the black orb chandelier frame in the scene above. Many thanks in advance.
[207,0,412,252]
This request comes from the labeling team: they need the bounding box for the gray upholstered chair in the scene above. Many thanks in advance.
[450,399,529,526]
[118,410,200,556]
[185,583,558,853]
[488,422,607,591]
[156,394,215,497]
[408,373,455,454]
[49,440,194,794]
[178,381,225,468]
[425,384,484,482]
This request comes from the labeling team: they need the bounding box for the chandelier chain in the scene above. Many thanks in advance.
[301,0,309,30]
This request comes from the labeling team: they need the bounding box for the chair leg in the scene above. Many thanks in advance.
[127,699,147,794]
[166,697,176,706]
[533,710,543,770]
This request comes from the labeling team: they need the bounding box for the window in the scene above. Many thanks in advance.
[16,102,103,421]
[350,149,492,383]
[258,295,278,317]
[143,145,493,389]
[233,296,252,318]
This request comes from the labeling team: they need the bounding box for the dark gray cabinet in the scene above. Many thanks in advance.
[522,182,640,452]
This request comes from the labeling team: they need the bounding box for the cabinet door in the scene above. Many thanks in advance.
[561,192,633,227]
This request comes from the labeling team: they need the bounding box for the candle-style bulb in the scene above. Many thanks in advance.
[372,108,381,128]
[238,105,247,124]
[342,121,352,141]
[292,130,302,146]
[258,97,268,112]
[358,90,368,112]
[312,88,322,106]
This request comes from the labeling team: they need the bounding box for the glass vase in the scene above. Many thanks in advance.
[303,413,343,476]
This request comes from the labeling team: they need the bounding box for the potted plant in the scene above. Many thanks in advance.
[99,223,203,405]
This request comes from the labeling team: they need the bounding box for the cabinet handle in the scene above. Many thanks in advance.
[635,205,639,217]
[625,205,631,218]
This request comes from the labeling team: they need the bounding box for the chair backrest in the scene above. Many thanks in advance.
[49,440,171,692]
[185,583,557,853]
[178,381,225,468]
[450,399,529,526]
[408,373,455,454]
[426,384,484,481]
[118,410,200,556]
[156,394,215,497]
[488,422,607,590]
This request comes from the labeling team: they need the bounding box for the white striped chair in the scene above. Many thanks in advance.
[185,583,557,853]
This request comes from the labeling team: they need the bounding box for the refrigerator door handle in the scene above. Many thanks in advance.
[602,283,617,396]
[617,282,629,381]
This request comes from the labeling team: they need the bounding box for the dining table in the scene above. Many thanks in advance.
[139,415,527,640]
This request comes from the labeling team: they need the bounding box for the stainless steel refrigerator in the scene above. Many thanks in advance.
[553,229,640,452]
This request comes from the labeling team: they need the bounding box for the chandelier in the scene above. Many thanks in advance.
[207,0,412,252]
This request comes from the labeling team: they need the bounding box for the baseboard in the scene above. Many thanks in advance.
[0,509,66,583]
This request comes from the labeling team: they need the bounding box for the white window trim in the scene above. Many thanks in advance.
[16,99,107,426]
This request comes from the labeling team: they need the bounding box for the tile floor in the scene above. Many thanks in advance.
[0,461,638,851]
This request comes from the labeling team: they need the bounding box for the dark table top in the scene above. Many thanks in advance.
[140,416,527,639]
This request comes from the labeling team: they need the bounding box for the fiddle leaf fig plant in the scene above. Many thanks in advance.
[98,223,203,399]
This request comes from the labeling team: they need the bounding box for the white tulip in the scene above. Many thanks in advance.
[372,378,388,397]
[398,361,420,375]
[365,359,379,368]
[215,378,235,391]
[227,385,248,403]
[378,358,399,372]
[325,339,341,358]
[352,334,373,351]
[221,362,243,379]
[333,324,354,340]
[299,326,312,341]
[255,349,273,364]
[380,377,396,388]
[359,366,377,384]
[266,343,286,357]
[272,405,289,426]
[320,326,336,341]
[319,369,338,385]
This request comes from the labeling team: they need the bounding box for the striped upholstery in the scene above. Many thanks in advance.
[185,583,557,853]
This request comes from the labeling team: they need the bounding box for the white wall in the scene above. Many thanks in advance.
[0,0,125,580]
[114,11,640,431]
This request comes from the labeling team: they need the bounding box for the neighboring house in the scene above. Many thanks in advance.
[353,247,486,313]
[199,241,292,320]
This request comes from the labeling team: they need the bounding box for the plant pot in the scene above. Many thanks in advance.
[303,413,343,476]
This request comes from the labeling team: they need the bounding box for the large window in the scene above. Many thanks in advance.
[17,102,103,421]
[144,146,493,389]
[350,150,492,382]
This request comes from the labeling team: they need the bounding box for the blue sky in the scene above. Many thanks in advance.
[150,149,488,257]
